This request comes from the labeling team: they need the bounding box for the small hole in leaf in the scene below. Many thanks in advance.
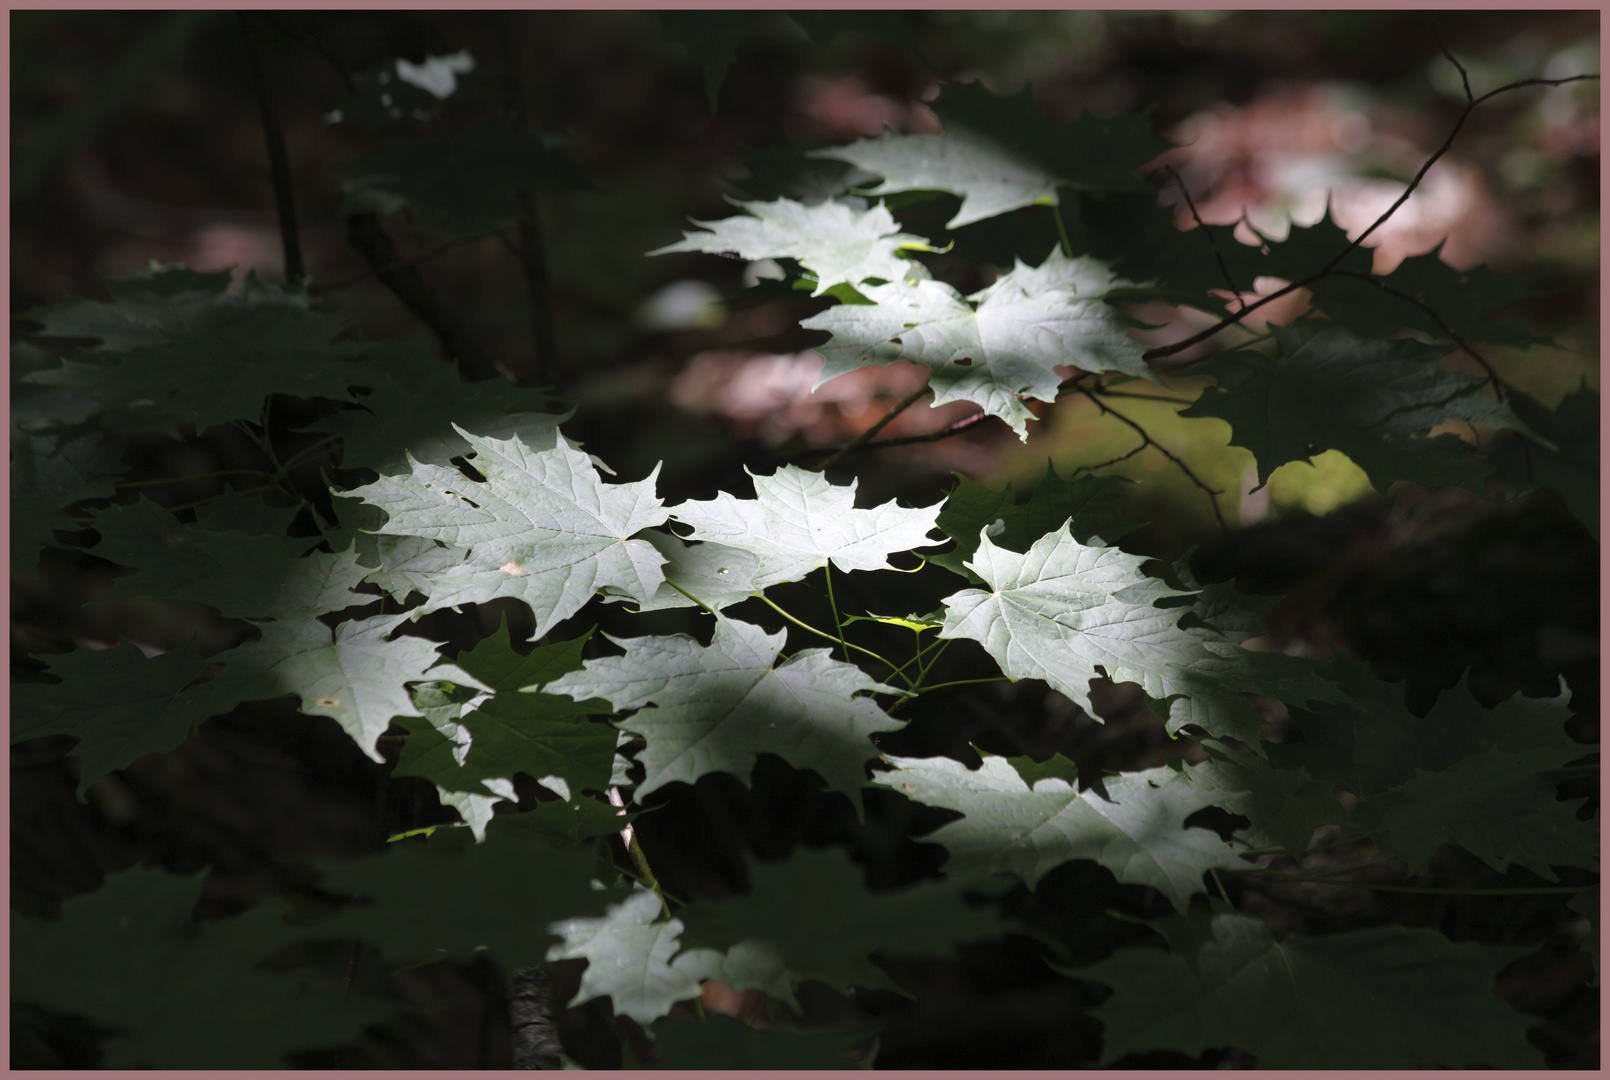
[954,356,973,367]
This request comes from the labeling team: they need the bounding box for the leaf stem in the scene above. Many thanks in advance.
[609,786,669,919]
[1050,198,1073,258]
[816,383,930,471]
[750,594,901,676]
[822,563,850,663]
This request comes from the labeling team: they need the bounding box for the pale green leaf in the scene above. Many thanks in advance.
[546,616,903,806]
[801,250,1151,439]
[939,524,1338,743]
[873,753,1244,911]
[345,427,669,636]
[650,196,926,297]
[547,888,721,1024]
[668,465,941,592]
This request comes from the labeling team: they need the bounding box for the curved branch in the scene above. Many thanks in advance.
[1078,386,1228,533]
[1142,70,1598,363]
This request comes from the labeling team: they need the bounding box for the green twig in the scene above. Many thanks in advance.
[816,383,930,471]
[822,563,850,663]
[750,594,900,674]
[1050,199,1073,258]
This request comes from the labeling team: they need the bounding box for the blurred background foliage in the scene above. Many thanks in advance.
[11,9,1599,1069]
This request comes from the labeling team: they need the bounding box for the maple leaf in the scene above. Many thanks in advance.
[88,500,365,621]
[675,847,1008,998]
[1178,743,1346,858]
[313,818,619,970]
[813,84,1169,228]
[801,250,1152,439]
[650,1014,874,1069]
[345,427,670,637]
[939,524,1338,743]
[545,616,904,807]
[547,888,722,1025]
[11,639,215,796]
[668,465,942,594]
[1267,665,1595,878]
[24,271,372,434]
[202,613,444,763]
[1491,380,1598,538]
[12,868,394,1068]
[630,530,764,612]
[304,338,567,475]
[1306,240,1544,348]
[813,125,1060,229]
[930,465,1137,579]
[342,120,591,236]
[1179,323,1544,493]
[649,196,927,296]
[1072,907,1543,1068]
[872,753,1245,911]
[11,426,123,573]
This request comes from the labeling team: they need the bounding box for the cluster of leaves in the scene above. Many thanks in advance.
[11,26,1597,1071]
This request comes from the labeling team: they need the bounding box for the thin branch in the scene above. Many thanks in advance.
[1079,386,1228,532]
[1143,70,1598,364]
[1331,269,1511,401]
[1422,16,1472,104]
[310,230,513,294]
[496,12,559,386]
[793,408,993,462]
[345,211,500,380]
[1165,164,1245,309]
[1069,439,1147,474]
[816,383,930,471]
[238,13,305,285]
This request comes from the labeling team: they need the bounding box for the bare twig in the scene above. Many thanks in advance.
[497,13,560,386]
[238,13,305,285]
[1164,164,1245,309]
[815,383,930,471]
[345,211,499,380]
[1331,269,1511,401]
[1142,70,1598,363]
[1069,440,1147,474]
[794,408,993,462]
[1079,386,1228,532]
[310,229,513,294]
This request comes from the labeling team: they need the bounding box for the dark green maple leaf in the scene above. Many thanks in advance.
[12,868,394,1068]
[346,427,671,637]
[313,816,618,969]
[657,11,803,112]
[1491,380,1598,538]
[304,339,567,476]
[1177,742,1345,858]
[650,1014,874,1069]
[1364,746,1598,879]
[394,693,615,798]
[11,639,213,796]
[343,120,591,236]
[1179,323,1543,493]
[11,426,124,573]
[930,465,1137,579]
[1306,240,1544,348]
[1072,907,1543,1068]
[430,614,595,693]
[547,616,904,807]
[676,847,1008,998]
[1265,664,1592,877]
[872,753,1245,911]
[25,272,372,434]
